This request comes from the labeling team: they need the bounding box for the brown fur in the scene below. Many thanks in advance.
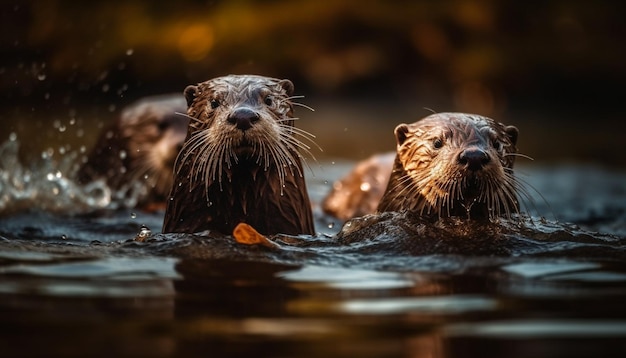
[322,152,395,220]
[76,94,187,206]
[162,75,315,235]
[378,113,520,220]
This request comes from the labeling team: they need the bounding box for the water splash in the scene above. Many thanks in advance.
[0,137,148,216]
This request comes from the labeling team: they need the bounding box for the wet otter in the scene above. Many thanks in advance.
[378,112,520,220]
[162,75,316,236]
[322,152,395,220]
[76,94,188,207]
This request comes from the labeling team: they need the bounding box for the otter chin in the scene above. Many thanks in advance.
[162,75,316,236]
[377,113,521,220]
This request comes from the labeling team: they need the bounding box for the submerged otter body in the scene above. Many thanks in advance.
[162,75,315,236]
[76,94,188,206]
[378,112,520,220]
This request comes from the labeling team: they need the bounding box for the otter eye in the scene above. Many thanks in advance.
[492,140,502,151]
[264,96,273,106]
[210,99,220,109]
[433,138,443,149]
[157,120,170,132]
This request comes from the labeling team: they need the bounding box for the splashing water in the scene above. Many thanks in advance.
[0,137,149,216]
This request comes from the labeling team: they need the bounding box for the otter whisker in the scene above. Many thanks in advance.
[283,125,324,151]
[285,95,306,101]
[386,174,420,212]
[174,111,200,123]
[285,97,315,112]
[508,172,547,219]
[504,152,535,161]
[280,135,317,163]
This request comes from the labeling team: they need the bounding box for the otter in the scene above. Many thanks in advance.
[377,112,520,220]
[76,94,188,207]
[162,75,316,236]
[322,152,395,220]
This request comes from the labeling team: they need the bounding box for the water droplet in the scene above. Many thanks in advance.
[126,48,134,56]
[139,225,150,236]
[102,84,110,92]
[130,212,137,219]
[58,125,66,132]
[9,132,17,141]
[37,74,46,81]
[327,222,335,229]
[61,235,67,240]
[119,150,127,159]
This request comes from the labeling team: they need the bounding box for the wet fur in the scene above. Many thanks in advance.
[77,94,188,205]
[378,113,522,220]
[162,75,316,235]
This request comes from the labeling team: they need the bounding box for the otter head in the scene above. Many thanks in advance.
[163,75,315,235]
[179,75,302,185]
[76,94,188,206]
[379,113,520,220]
[119,95,188,197]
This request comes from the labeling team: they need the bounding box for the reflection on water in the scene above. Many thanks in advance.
[1,138,626,356]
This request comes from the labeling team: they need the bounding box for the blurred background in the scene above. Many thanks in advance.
[1,0,625,166]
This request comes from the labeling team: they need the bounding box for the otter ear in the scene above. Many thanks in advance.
[505,125,519,146]
[184,85,198,107]
[278,79,294,96]
[394,124,411,146]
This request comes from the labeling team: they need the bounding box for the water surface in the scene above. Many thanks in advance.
[1,141,625,357]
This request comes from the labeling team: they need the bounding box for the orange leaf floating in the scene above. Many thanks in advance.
[233,223,278,249]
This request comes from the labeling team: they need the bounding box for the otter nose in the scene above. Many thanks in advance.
[227,108,259,131]
[458,148,490,171]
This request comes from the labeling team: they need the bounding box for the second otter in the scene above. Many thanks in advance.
[380,113,520,220]
[162,75,316,236]
[324,113,521,221]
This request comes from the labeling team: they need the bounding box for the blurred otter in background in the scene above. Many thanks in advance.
[322,152,395,220]
[76,94,188,208]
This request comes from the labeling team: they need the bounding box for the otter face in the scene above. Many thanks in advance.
[119,95,188,195]
[388,113,520,219]
[176,75,314,191]
[184,75,294,153]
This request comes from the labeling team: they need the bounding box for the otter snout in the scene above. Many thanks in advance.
[227,108,260,131]
[458,148,490,171]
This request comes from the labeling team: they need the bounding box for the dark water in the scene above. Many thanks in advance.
[1,138,626,357]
